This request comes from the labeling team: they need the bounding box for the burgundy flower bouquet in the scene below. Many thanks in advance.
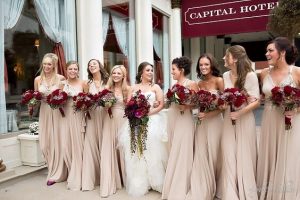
[46,89,68,117]
[270,85,300,130]
[21,90,42,118]
[166,84,196,114]
[196,90,219,124]
[124,90,150,157]
[72,92,96,119]
[96,89,117,119]
[218,88,248,125]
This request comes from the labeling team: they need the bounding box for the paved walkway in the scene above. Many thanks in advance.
[0,169,161,200]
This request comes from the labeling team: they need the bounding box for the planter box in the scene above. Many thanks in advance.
[17,134,45,166]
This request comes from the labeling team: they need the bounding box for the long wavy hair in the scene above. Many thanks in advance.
[135,62,153,84]
[196,53,221,79]
[226,45,253,90]
[39,53,59,86]
[106,65,129,100]
[87,59,109,84]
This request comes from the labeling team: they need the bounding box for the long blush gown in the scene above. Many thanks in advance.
[61,82,85,190]
[257,66,300,200]
[221,71,259,200]
[81,81,104,191]
[38,78,67,183]
[162,80,195,200]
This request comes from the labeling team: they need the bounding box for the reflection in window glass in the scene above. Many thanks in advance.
[102,0,135,84]
[4,0,53,130]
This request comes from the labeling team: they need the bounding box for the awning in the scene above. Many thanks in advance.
[182,0,278,38]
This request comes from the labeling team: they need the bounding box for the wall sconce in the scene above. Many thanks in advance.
[34,39,40,48]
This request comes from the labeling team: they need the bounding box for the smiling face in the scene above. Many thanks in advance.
[42,57,55,74]
[141,65,153,83]
[88,59,100,75]
[67,63,79,79]
[199,57,212,76]
[171,64,182,80]
[223,52,236,69]
[266,43,281,66]
[111,67,124,83]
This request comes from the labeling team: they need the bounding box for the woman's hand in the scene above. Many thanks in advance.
[284,109,298,119]
[230,110,242,120]
[198,112,206,120]
[152,100,160,108]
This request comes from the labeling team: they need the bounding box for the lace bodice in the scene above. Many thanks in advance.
[262,66,296,99]
[63,81,83,97]
[38,80,60,96]
[142,91,156,107]
[89,81,105,95]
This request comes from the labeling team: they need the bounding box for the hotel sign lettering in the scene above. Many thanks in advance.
[182,0,278,37]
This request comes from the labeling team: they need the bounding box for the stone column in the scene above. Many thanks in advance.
[135,0,153,65]
[76,0,103,80]
[170,0,182,84]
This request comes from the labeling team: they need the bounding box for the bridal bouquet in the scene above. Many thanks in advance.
[73,92,96,119]
[21,90,42,118]
[46,89,68,117]
[196,90,219,124]
[166,84,196,114]
[270,85,300,130]
[124,90,150,157]
[218,88,248,125]
[96,89,117,119]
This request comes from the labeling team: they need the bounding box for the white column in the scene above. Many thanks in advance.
[128,0,136,85]
[170,8,182,60]
[170,7,182,85]
[135,0,153,65]
[76,0,103,80]
[190,38,201,81]
[162,15,170,92]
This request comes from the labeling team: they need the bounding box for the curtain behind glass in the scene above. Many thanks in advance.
[34,0,76,62]
[0,0,25,133]
[62,0,77,61]
[102,11,109,45]
[153,30,163,59]
[111,15,128,56]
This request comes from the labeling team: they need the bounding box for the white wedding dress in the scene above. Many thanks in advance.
[119,91,168,197]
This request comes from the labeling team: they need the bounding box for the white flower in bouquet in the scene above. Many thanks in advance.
[28,122,39,135]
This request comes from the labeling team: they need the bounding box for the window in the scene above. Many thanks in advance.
[102,0,135,84]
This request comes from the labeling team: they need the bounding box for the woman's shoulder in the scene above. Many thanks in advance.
[34,76,41,82]
[56,74,66,81]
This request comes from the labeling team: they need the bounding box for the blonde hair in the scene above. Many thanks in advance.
[107,65,129,100]
[39,53,59,85]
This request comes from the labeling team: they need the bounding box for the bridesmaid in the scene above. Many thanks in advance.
[33,53,67,186]
[186,53,224,200]
[162,56,198,200]
[221,45,260,200]
[61,61,85,190]
[100,65,130,197]
[257,37,300,200]
[82,59,109,191]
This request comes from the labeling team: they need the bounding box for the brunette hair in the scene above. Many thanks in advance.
[172,56,192,76]
[87,59,109,84]
[196,53,221,79]
[226,45,253,90]
[135,62,153,84]
[270,37,299,65]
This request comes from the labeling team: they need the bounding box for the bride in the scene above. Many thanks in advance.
[119,62,168,197]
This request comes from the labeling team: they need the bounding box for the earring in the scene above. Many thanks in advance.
[140,76,142,82]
